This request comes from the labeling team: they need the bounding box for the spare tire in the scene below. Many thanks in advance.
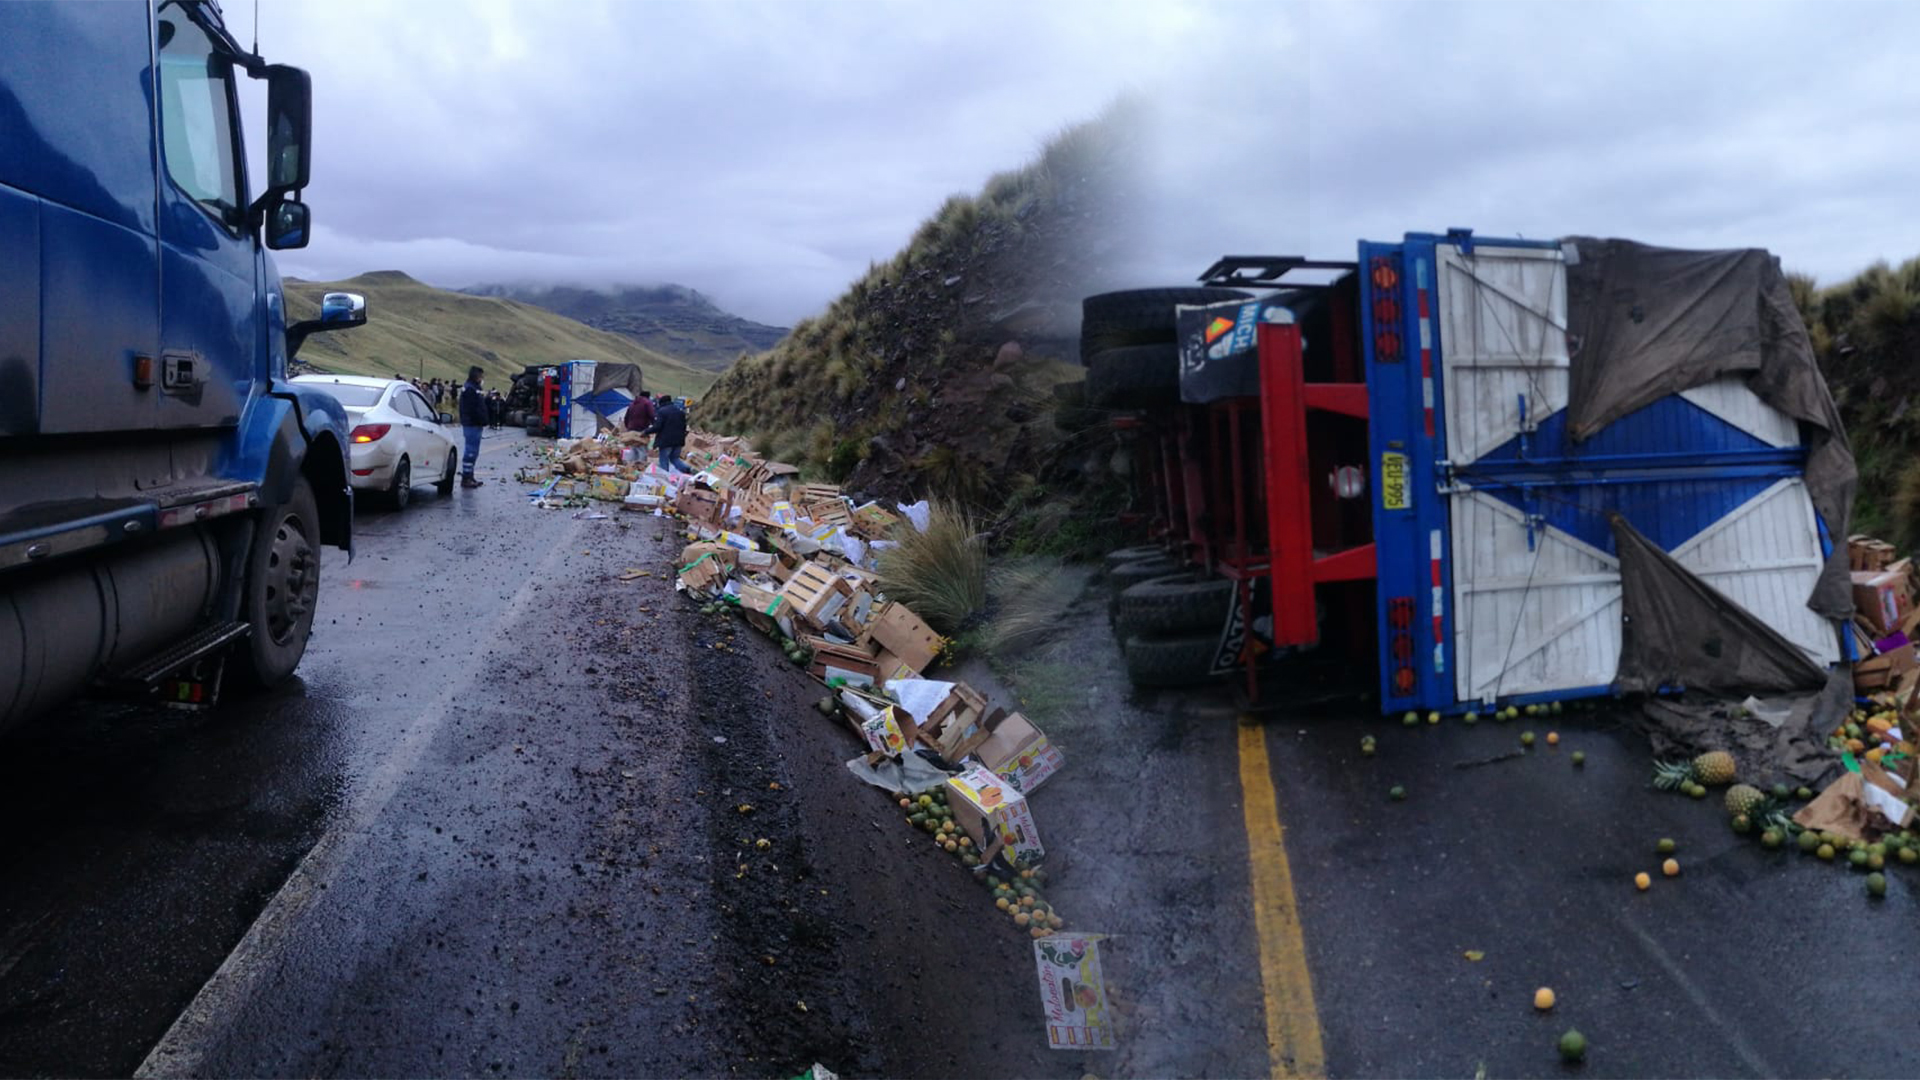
[1085,344,1180,409]
[1103,545,1167,569]
[1081,287,1251,359]
[1117,574,1234,638]
[1122,632,1220,688]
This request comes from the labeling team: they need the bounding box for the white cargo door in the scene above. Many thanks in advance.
[1673,478,1838,664]
[566,361,597,439]
[1435,243,1569,466]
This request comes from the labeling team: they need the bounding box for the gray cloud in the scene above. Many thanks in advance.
[230,1,1920,326]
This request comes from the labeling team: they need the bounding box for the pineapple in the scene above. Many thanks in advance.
[1725,783,1766,819]
[1692,750,1737,786]
[1652,759,1693,791]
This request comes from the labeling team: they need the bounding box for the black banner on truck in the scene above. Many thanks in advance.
[1177,297,1296,404]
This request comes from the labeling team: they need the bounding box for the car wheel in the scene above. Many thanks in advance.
[232,476,321,688]
[435,451,457,495]
[387,456,411,510]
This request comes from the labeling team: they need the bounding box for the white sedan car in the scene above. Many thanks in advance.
[291,375,460,509]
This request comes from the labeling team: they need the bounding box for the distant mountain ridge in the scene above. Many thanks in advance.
[462,283,788,373]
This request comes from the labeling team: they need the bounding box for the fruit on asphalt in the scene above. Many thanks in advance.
[1692,750,1737,785]
[1725,784,1766,819]
[1656,838,1676,855]
[1772,783,1791,800]
[1761,829,1784,849]
[1546,732,1560,746]
[1521,731,1536,747]
[1662,858,1680,877]
[1817,843,1836,861]
[1571,751,1586,767]
[1796,786,1813,800]
[1869,853,1885,871]
[1798,830,1821,853]
[1634,872,1651,890]
[1730,814,1752,835]
[1559,1029,1588,1063]
[1868,872,1888,898]
[1903,847,1919,865]
[1688,784,1707,800]
[1428,711,1441,725]
[1360,738,1376,757]
[1849,849,1869,869]
[1464,711,1479,725]
[1533,986,1555,1010]
[1550,701,1563,715]
[1403,711,1420,727]
[1389,785,1407,801]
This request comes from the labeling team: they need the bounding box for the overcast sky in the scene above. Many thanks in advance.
[230,0,1920,327]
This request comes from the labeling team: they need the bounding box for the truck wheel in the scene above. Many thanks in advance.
[1122,632,1220,688]
[1117,573,1234,637]
[1081,287,1249,360]
[435,452,457,495]
[1085,344,1180,408]
[1103,544,1166,569]
[386,456,412,510]
[1107,555,1182,594]
[233,476,321,688]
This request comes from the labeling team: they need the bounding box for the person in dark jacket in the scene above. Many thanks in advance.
[644,394,693,474]
[622,388,655,434]
[457,366,488,488]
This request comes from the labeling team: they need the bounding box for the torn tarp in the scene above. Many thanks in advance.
[1563,238,1856,619]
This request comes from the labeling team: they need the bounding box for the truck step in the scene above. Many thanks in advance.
[108,621,251,688]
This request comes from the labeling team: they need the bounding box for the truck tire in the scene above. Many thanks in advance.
[1107,555,1182,594]
[1085,344,1180,408]
[1117,573,1234,637]
[233,475,321,688]
[1103,545,1166,569]
[1122,632,1219,688]
[1081,287,1249,359]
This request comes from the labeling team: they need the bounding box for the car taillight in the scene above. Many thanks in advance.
[349,423,390,443]
[1387,596,1416,697]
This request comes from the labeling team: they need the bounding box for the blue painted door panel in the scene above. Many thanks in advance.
[0,187,40,437]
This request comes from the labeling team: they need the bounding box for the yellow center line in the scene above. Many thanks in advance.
[1237,720,1326,1079]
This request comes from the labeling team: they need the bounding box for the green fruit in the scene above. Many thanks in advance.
[1817,843,1836,861]
[1850,849,1870,869]
[1520,731,1536,747]
[1427,711,1441,725]
[1558,1029,1587,1063]
[1870,853,1886,871]
[1796,786,1813,800]
[1360,741,1376,757]
[1550,701,1563,715]
[1868,872,1888,898]
[1761,829,1784,849]
[1797,830,1820,853]
[1463,711,1479,725]
[1845,722,1862,740]
[1571,751,1586,767]
[1772,783,1791,800]
[1901,847,1918,865]
[1402,712,1419,727]
[1525,704,1540,717]
[1389,785,1407,801]
[1730,814,1752,835]
[1688,784,1707,800]
[1656,838,1677,855]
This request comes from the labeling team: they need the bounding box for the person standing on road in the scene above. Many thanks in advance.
[645,393,694,474]
[622,387,655,434]
[458,366,488,489]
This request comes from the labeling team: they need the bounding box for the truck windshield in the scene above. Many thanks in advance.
[306,384,386,408]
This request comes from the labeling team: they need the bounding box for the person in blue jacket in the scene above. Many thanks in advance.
[645,394,694,474]
[457,366,488,488]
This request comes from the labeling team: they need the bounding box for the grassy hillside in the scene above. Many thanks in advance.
[284,272,715,399]
[462,283,787,373]
[1797,258,1920,549]
[697,101,1140,514]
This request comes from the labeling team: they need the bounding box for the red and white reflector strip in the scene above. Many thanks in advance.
[1429,528,1446,673]
[158,493,250,531]
[1416,257,1434,437]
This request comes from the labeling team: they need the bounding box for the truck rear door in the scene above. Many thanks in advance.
[1364,232,1839,711]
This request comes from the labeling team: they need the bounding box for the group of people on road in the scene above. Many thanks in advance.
[397,372,509,428]
[622,389,695,474]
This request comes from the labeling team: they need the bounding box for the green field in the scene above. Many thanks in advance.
[284,271,715,399]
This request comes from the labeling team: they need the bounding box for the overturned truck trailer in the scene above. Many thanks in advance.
[1112,230,1855,714]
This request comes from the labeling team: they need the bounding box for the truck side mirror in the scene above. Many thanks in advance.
[263,65,312,192]
[287,291,367,359]
[266,199,309,250]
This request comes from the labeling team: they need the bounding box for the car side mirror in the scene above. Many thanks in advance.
[287,291,367,359]
[266,198,309,250]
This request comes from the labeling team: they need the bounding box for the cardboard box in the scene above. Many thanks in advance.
[781,561,854,626]
[807,638,884,688]
[975,712,1064,795]
[590,474,631,500]
[736,580,788,633]
[947,763,1044,867]
[859,705,909,755]
[867,602,944,674]
[850,502,902,539]
[804,499,853,530]
[1033,936,1115,1052]
[1855,641,1917,691]
[678,544,734,592]
[1853,569,1910,636]
[675,487,726,528]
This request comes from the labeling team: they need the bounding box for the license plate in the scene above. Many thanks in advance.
[1381,452,1409,510]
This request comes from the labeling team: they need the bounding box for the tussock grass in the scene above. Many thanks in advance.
[981,557,1079,661]
[876,501,988,635]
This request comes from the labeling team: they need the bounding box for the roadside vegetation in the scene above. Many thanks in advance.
[1795,258,1920,548]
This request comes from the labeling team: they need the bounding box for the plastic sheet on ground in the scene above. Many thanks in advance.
[1637,665,1854,788]
[845,747,952,796]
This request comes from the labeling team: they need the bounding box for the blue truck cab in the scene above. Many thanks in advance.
[0,1,364,723]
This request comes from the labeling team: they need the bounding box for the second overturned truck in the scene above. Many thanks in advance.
[1095,229,1854,714]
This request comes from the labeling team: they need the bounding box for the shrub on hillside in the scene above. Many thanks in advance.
[876,501,987,635]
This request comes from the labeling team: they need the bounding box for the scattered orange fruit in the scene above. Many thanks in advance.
[1662,858,1680,877]
[1546,732,1560,746]
[1634,871,1651,890]
[1534,987,1556,1010]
